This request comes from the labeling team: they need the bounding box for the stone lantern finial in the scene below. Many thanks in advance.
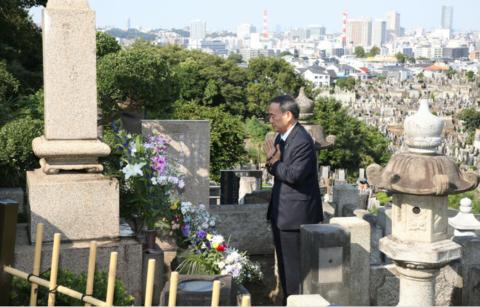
[449,197,480,237]
[296,87,314,124]
[404,99,444,154]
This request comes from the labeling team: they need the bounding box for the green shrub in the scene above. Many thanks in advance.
[376,191,391,206]
[10,269,135,306]
[0,117,42,187]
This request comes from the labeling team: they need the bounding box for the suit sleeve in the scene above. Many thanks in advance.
[269,139,315,185]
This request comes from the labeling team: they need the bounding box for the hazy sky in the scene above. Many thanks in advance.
[30,0,480,33]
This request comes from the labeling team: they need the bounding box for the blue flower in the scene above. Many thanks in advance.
[181,224,190,237]
[196,230,207,239]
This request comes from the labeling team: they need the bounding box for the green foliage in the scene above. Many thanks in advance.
[446,67,456,79]
[0,117,42,187]
[0,0,44,93]
[10,269,135,306]
[96,31,121,58]
[354,46,366,58]
[173,101,247,182]
[314,97,391,172]
[395,52,406,64]
[466,71,475,82]
[97,42,178,123]
[458,107,480,132]
[376,191,391,205]
[448,191,480,214]
[227,53,243,64]
[335,77,356,91]
[368,46,380,57]
[0,61,20,101]
[246,56,309,117]
[245,117,271,164]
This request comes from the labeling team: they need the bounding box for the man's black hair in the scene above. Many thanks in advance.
[270,95,300,119]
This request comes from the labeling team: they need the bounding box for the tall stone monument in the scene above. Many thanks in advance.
[27,0,119,242]
[367,99,478,306]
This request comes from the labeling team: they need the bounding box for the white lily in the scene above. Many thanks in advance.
[122,162,146,179]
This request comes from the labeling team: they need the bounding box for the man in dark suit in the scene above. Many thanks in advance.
[265,95,323,304]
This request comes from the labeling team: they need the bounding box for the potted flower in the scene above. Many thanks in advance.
[110,130,184,249]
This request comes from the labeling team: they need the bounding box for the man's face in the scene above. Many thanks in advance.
[268,103,291,134]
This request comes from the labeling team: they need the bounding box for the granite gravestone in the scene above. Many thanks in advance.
[142,120,210,206]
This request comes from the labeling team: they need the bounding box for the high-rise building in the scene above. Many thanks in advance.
[346,18,371,48]
[372,19,387,47]
[189,20,207,40]
[237,23,255,40]
[386,11,401,40]
[441,6,453,30]
[307,26,326,40]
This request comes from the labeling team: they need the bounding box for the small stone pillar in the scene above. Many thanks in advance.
[449,198,480,237]
[300,224,350,305]
[367,99,478,306]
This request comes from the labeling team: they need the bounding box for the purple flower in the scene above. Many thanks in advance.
[181,224,190,237]
[196,230,207,239]
[151,155,167,174]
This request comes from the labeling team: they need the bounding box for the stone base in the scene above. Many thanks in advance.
[287,294,330,306]
[14,224,143,304]
[27,169,119,242]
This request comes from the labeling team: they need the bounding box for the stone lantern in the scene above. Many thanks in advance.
[295,87,335,150]
[367,99,478,306]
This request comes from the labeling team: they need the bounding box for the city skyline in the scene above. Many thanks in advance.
[29,0,480,33]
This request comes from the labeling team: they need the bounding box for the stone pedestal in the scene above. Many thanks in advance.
[300,224,350,305]
[330,217,371,306]
[27,169,119,242]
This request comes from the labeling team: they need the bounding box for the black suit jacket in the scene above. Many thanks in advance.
[267,123,323,230]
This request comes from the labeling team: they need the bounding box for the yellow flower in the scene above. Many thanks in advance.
[170,203,178,210]
[212,243,219,249]
[206,233,213,240]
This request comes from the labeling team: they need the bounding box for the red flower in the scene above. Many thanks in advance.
[216,244,225,252]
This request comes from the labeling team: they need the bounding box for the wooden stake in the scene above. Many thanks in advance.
[105,252,118,306]
[47,233,61,306]
[144,259,156,307]
[85,241,97,307]
[211,280,221,307]
[168,271,179,307]
[29,223,44,306]
[241,294,251,307]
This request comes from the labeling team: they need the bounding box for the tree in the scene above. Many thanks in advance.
[227,53,243,64]
[246,56,309,118]
[96,32,121,58]
[395,52,406,64]
[0,0,47,93]
[368,46,380,57]
[314,97,390,172]
[459,108,480,132]
[172,101,247,182]
[466,71,475,82]
[97,42,178,122]
[446,67,456,79]
[335,77,356,91]
[354,46,366,58]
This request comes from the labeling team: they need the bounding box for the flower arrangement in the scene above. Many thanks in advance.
[174,202,263,284]
[112,130,184,231]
